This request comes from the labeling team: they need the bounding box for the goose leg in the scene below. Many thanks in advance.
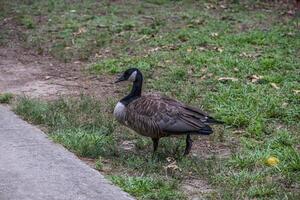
[184,134,193,156]
[152,138,159,153]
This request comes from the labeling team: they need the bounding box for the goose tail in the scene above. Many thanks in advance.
[206,116,224,124]
[198,125,213,135]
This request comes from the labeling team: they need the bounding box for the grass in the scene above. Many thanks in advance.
[109,176,184,200]
[14,96,117,158]
[3,0,300,199]
[0,93,13,104]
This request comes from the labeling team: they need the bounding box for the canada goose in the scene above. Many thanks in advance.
[114,68,223,155]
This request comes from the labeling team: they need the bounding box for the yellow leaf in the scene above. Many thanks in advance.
[266,156,279,166]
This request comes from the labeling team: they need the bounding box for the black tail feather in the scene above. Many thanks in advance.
[198,125,213,135]
[206,116,224,124]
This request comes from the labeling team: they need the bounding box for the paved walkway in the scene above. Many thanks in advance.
[0,105,134,200]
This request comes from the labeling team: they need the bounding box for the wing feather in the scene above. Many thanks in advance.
[126,93,216,136]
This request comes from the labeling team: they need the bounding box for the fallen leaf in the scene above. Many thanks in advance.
[191,19,204,25]
[187,48,193,52]
[233,67,239,72]
[218,77,238,82]
[164,161,181,171]
[205,4,216,9]
[198,47,206,51]
[286,32,295,36]
[293,90,300,94]
[166,157,174,162]
[207,73,213,77]
[282,102,288,107]
[148,47,161,52]
[266,156,279,166]
[210,32,219,37]
[270,83,280,89]
[200,68,207,73]
[217,47,223,52]
[233,130,245,134]
[247,75,263,83]
[73,27,87,36]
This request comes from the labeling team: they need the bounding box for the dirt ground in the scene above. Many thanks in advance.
[0,44,116,100]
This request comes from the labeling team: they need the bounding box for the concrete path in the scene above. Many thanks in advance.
[0,105,134,200]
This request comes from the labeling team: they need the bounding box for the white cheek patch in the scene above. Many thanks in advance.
[128,71,137,82]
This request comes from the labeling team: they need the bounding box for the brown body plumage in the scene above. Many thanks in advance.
[114,68,222,155]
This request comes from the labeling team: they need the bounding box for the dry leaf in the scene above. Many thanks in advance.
[213,47,223,52]
[148,47,161,52]
[218,77,238,82]
[293,90,300,94]
[198,47,206,51]
[207,73,213,77]
[233,130,245,134]
[187,48,193,52]
[247,75,263,83]
[164,161,181,171]
[74,27,87,36]
[286,32,295,36]
[205,4,215,9]
[191,19,204,25]
[217,48,223,52]
[270,83,279,89]
[282,102,288,107]
[200,68,207,73]
[233,67,239,72]
[210,32,219,37]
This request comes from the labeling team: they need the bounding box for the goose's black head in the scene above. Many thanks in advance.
[115,68,142,83]
[115,68,143,105]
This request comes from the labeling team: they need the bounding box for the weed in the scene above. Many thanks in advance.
[0,93,13,104]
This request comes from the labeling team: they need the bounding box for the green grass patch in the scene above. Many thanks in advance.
[109,175,185,200]
[0,93,13,104]
[14,96,116,159]
[214,130,300,199]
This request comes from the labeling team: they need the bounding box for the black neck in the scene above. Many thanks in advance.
[120,71,143,106]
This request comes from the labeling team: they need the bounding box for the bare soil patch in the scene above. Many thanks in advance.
[0,45,115,100]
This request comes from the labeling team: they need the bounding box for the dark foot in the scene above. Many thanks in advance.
[183,134,193,156]
[152,138,159,153]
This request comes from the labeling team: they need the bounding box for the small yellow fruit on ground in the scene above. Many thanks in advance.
[266,156,279,166]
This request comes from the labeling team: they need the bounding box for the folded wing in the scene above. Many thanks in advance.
[127,93,219,136]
